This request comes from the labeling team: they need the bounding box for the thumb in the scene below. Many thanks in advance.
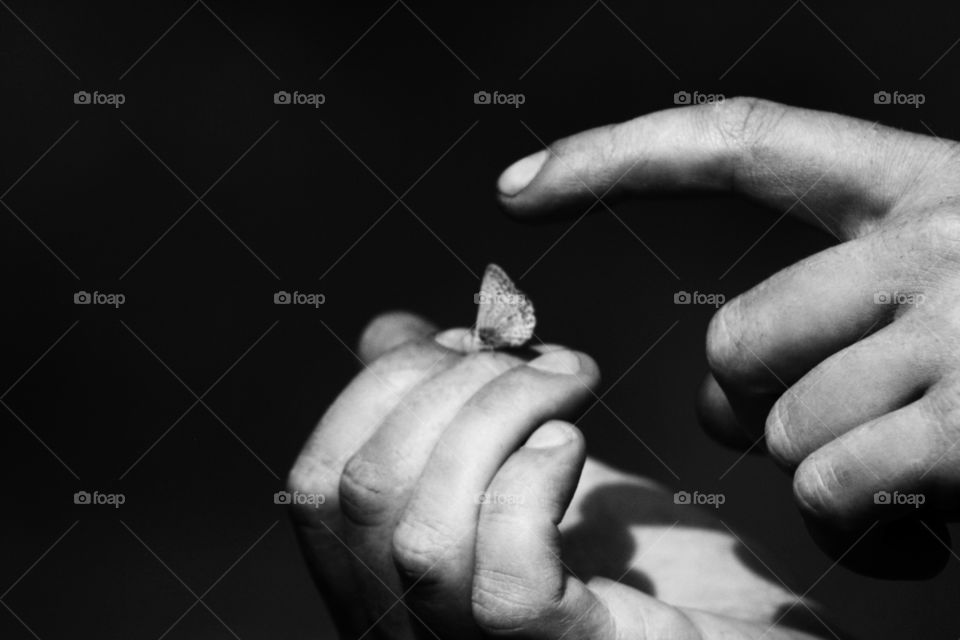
[357,311,437,365]
[472,420,618,638]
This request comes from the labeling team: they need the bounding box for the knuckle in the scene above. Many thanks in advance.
[391,515,458,583]
[472,567,560,635]
[713,97,780,154]
[793,457,842,519]
[338,455,394,526]
[912,213,960,257]
[286,455,339,524]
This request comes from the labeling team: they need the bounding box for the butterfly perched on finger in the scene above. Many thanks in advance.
[470,263,536,350]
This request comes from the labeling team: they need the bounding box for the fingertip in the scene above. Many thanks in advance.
[525,419,583,450]
[357,311,437,364]
[433,327,475,352]
[497,149,549,198]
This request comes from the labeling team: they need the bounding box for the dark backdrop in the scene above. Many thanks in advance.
[2,1,958,638]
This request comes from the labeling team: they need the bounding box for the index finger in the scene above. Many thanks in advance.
[497,97,947,235]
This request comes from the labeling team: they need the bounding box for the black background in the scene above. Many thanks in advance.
[2,1,958,638]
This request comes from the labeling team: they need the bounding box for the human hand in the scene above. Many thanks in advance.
[288,312,835,639]
[496,97,960,577]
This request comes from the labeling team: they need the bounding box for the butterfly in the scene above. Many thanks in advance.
[472,263,536,350]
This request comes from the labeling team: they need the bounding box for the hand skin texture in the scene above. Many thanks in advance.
[496,97,960,579]
[288,312,838,640]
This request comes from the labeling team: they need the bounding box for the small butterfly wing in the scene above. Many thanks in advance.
[475,264,536,349]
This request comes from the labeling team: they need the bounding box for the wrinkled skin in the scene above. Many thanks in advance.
[497,98,960,577]
[288,312,836,639]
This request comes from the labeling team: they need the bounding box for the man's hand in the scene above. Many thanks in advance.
[496,97,960,576]
[288,312,834,639]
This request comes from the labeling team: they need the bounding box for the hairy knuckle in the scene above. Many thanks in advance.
[472,567,559,635]
[391,516,457,582]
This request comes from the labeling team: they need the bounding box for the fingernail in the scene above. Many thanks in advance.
[498,149,548,196]
[434,328,473,351]
[525,421,574,448]
[528,350,581,375]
